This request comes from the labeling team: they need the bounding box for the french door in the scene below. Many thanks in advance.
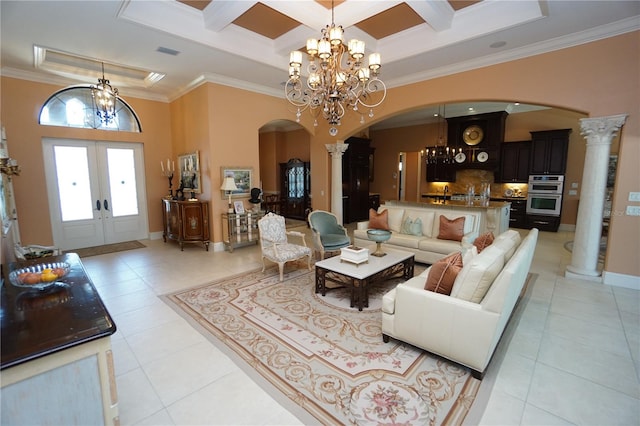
[43,138,149,250]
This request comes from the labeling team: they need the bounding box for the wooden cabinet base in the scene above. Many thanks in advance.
[162,199,210,250]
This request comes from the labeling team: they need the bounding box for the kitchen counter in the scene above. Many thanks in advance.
[418,197,511,209]
[1,253,118,425]
[1,253,116,369]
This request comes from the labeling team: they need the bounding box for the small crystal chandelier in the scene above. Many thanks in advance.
[285,1,386,136]
[91,62,119,125]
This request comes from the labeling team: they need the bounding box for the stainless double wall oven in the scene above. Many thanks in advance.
[526,175,564,216]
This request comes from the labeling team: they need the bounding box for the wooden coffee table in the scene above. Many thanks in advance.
[315,247,415,311]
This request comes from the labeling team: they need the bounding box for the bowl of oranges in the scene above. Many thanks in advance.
[9,262,70,291]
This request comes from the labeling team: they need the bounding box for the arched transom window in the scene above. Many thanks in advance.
[39,86,141,132]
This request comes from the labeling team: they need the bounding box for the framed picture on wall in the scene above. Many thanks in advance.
[220,167,252,199]
[178,151,201,193]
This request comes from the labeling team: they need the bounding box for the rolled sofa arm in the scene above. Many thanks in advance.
[356,221,370,230]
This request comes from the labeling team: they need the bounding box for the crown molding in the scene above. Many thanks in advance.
[0,66,170,103]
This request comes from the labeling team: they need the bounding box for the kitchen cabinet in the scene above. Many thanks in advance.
[500,141,531,182]
[426,163,456,182]
[529,129,571,175]
[162,199,210,250]
[526,214,560,232]
[445,111,508,170]
[343,137,372,223]
[491,197,527,229]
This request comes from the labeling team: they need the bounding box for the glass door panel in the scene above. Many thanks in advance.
[106,148,139,217]
[53,146,94,221]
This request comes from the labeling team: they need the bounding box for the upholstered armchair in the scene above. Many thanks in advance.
[307,210,351,259]
[257,213,312,281]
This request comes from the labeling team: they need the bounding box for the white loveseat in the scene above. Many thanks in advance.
[354,204,482,264]
[381,228,538,379]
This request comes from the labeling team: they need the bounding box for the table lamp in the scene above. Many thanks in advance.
[220,176,238,212]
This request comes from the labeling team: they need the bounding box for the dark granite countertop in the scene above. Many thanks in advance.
[1,253,116,370]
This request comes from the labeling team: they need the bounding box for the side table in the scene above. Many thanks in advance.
[222,211,265,252]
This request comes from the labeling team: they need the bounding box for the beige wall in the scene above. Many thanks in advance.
[1,31,637,278]
[0,77,172,246]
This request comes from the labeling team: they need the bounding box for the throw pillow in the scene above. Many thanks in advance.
[401,216,423,236]
[437,216,465,242]
[450,245,506,303]
[369,208,389,230]
[424,252,463,295]
[473,232,495,253]
[386,208,405,233]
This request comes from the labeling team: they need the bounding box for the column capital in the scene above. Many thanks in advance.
[580,114,628,145]
[325,142,349,157]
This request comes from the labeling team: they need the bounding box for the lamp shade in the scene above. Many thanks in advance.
[220,176,238,192]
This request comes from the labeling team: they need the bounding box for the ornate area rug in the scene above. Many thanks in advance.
[165,267,481,425]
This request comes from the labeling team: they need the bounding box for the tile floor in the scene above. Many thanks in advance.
[82,227,639,425]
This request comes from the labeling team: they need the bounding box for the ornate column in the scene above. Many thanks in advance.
[566,114,627,279]
[325,142,349,225]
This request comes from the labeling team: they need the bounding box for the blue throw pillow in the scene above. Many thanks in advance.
[401,216,423,236]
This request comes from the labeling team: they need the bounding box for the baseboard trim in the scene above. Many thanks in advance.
[603,270,640,290]
[558,223,576,232]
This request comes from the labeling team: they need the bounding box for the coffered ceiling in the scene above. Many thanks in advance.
[1,1,638,107]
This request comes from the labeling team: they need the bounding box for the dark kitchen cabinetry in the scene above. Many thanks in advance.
[426,163,456,182]
[343,137,372,223]
[508,199,527,228]
[280,158,310,220]
[446,111,508,170]
[500,141,531,182]
[526,214,560,232]
[529,129,571,175]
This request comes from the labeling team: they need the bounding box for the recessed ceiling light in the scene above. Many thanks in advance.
[490,41,507,49]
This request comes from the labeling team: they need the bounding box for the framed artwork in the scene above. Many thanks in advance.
[233,201,245,214]
[220,167,252,199]
[178,151,201,193]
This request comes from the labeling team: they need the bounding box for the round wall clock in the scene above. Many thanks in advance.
[463,125,484,145]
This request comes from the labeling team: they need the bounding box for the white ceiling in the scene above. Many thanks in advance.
[1,1,638,128]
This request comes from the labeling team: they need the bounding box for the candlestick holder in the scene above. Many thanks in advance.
[162,170,174,199]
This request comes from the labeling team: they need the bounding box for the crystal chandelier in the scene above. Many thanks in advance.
[91,62,119,125]
[285,2,386,136]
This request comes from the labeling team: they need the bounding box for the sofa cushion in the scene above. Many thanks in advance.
[424,252,463,295]
[450,245,506,303]
[382,207,405,233]
[473,232,495,253]
[494,230,521,260]
[417,237,462,255]
[437,216,465,241]
[369,208,389,230]
[387,233,421,249]
[401,216,423,236]
[433,213,474,237]
[413,211,435,237]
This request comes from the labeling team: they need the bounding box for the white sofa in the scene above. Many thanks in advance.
[354,204,482,264]
[381,228,538,379]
